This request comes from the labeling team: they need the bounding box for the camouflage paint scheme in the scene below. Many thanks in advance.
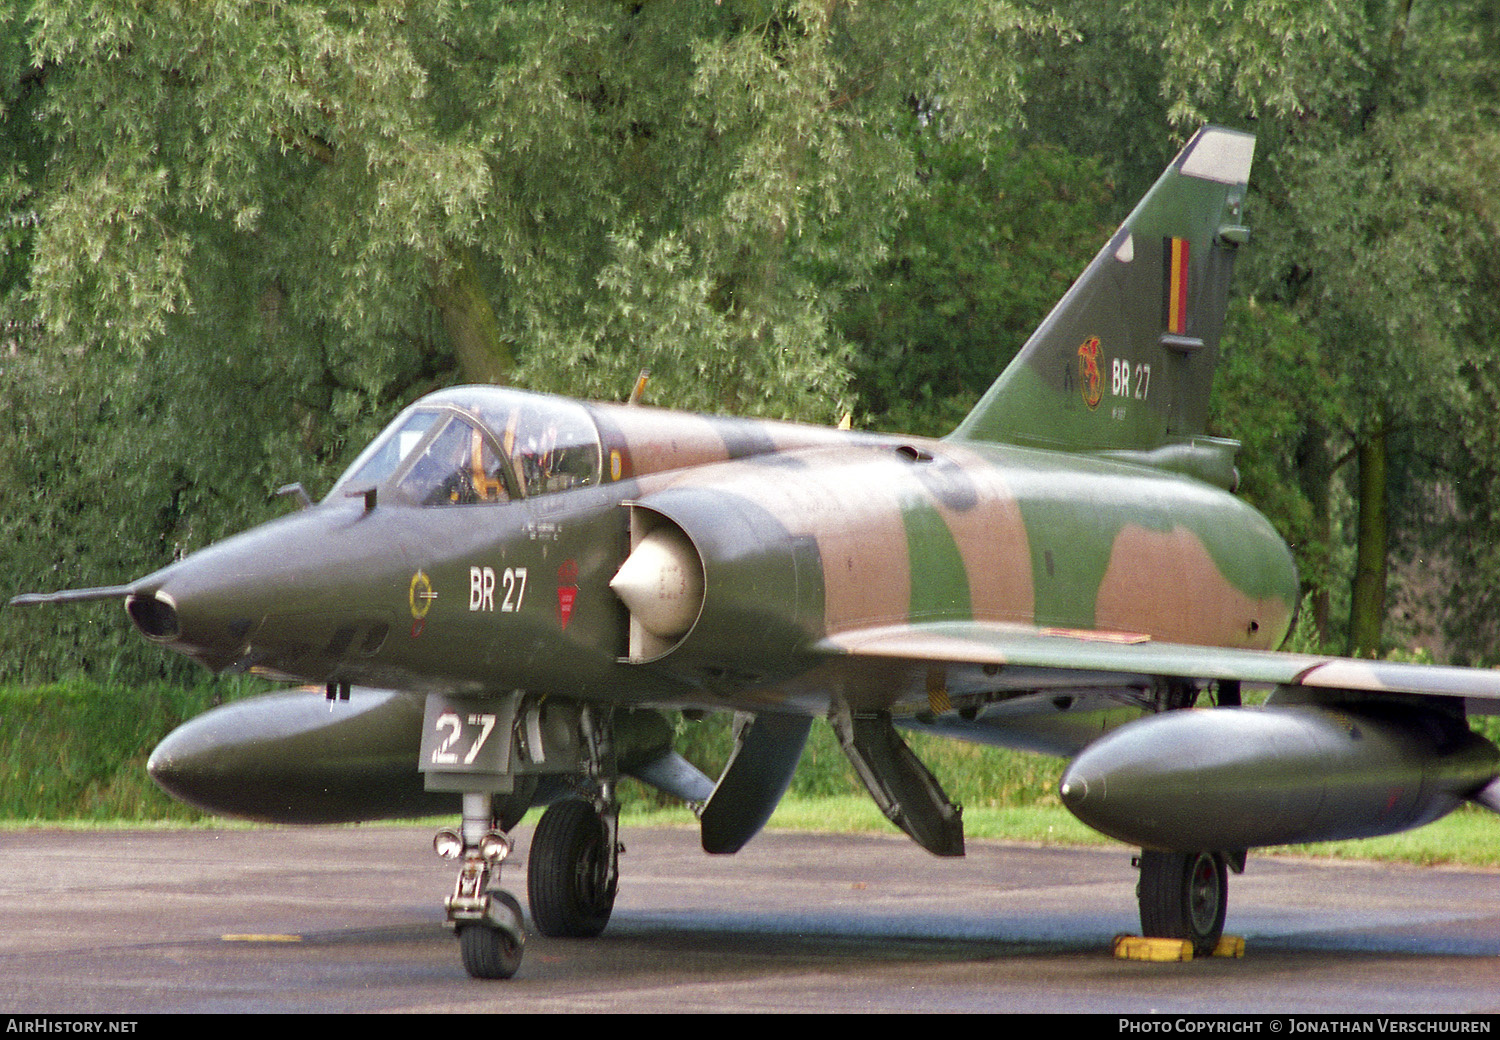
[15,127,1500,971]
[88,385,1298,722]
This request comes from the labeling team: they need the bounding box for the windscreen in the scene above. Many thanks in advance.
[331,409,443,494]
[396,416,512,506]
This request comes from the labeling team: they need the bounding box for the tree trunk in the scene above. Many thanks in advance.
[427,248,513,385]
[1348,424,1390,657]
[1295,426,1336,644]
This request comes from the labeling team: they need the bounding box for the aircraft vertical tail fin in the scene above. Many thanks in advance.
[949,126,1255,473]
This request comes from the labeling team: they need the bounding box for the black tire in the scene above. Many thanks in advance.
[527,799,617,939]
[459,922,523,980]
[1138,850,1227,956]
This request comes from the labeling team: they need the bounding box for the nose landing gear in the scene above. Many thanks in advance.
[427,697,629,979]
[454,880,525,980]
[437,793,528,979]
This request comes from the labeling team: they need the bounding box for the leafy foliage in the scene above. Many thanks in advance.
[841,133,1112,436]
[1211,298,1349,622]
[2,0,1071,681]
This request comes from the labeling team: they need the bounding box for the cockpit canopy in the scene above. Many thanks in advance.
[330,387,602,506]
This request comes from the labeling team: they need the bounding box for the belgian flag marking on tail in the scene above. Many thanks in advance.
[1163,236,1190,335]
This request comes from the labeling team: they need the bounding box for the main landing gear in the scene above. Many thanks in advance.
[1135,849,1239,956]
[1128,680,1236,958]
[528,797,619,938]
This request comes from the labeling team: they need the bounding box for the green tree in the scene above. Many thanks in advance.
[1209,296,1350,638]
[16,1,1070,417]
[1,2,43,329]
[2,0,1070,681]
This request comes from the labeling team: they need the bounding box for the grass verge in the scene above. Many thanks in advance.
[623,797,1500,869]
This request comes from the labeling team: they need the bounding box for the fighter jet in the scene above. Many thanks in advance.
[15,126,1500,979]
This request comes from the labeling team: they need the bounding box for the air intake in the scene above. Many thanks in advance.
[126,592,180,642]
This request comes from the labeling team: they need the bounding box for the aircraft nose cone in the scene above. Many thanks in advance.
[125,504,373,674]
[128,568,257,670]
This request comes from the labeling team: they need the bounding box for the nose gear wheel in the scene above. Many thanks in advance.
[458,891,525,979]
